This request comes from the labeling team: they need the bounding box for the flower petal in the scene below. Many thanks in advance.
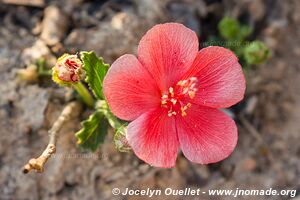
[184,46,246,108]
[138,23,199,91]
[103,54,160,121]
[127,108,179,168]
[176,105,238,164]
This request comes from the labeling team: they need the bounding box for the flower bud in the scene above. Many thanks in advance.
[52,54,83,85]
[114,125,131,153]
[244,41,270,65]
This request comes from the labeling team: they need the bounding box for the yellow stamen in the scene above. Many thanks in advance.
[170,98,177,105]
[177,80,183,86]
[181,80,188,86]
[181,106,187,117]
[190,77,197,82]
[162,94,168,98]
[188,91,195,99]
[163,77,198,117]
[169,87,174,97]
[168,110,177,117]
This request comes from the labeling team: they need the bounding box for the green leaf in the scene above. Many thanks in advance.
[244,40,270,65]
[96,100,123,130]
[95,100,130,152]
[81,51,109,100]
[75,110,108,152]
[218,16,240,41]
[218,16,252,41]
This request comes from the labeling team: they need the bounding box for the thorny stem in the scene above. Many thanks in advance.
[22,101,81,174]
[73,82,94,108]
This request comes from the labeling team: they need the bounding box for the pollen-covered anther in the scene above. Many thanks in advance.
[161,100,167,105]
[188,90,196,99]
[168,110,177,117]
[161,94,168,105]
[177,80,187,87]
[170,98,177,105]
[181,103,192,117]
[169,87,174,97]
[161,77,198,117]
[176,77,199,100]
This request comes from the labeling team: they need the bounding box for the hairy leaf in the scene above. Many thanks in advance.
[75,110,108,151]
[81,51,109,100]
[96,100,123,129]
[95,100,130,152]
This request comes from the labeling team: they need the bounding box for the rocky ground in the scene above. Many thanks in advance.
[0,0,299,200]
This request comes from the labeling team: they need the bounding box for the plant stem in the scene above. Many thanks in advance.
[23,101,82,173]
[73,82,94,108]
[96,100,122,129]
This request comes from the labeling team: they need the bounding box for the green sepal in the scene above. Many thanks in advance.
[52,68,72,87]
[114,124,131,152]
[81,51,109,100]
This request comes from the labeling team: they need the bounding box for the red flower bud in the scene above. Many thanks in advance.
[52,54,83,85]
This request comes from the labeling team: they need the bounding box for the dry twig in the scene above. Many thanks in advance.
[23,101,81,174]
[239,115,264,145]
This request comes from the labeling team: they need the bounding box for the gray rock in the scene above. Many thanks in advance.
[21,39,56,66]
[40,5,68,46]
[16,85,49,131]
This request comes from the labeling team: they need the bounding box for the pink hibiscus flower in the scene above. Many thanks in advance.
[103,23,246,168]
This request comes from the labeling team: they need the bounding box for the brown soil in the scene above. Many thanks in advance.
[0,0,299,200]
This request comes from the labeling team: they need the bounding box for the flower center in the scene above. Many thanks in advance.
[161,77,198,117]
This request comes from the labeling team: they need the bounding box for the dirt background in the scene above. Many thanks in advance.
[0,0,299,200]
